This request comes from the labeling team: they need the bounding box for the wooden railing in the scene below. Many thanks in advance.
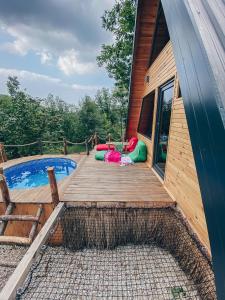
[0,133,121,163]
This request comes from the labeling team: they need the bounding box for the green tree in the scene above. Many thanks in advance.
[77,96,105,141]
[95,88,124,140]
[95,88,117,125]
[0,77,125,159]
[97,0,136,90]
[4,77,44,157]
[0,94,12,142]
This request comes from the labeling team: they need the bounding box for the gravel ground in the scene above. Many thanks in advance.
[18,244,200,300]
[0,245,27,291]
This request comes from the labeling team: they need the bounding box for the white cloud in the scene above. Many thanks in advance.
[72,83,101,91]
[39,52,52,64]
[0,68,60,83]
[0,0,114,75]
[0,68,102,104]
[1,39,29,56]
[57,49,95,75]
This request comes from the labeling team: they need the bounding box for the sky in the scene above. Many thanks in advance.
[0,0,114,104]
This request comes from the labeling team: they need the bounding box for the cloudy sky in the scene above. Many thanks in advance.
[0,0,114,104]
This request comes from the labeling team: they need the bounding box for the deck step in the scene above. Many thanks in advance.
[0,236,32,245]
[0,215,40,222]
[0,204,43,245]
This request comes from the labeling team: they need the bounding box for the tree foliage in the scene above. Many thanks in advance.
[0,77,124,159]
[97,0,136,91]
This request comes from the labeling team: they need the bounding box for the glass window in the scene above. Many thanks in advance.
[154,80,174,177]
[138,91,155,139]
[149,2,170,65]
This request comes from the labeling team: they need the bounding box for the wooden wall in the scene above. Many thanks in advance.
[164,93,210,248]
[132,41,210,250]
[126,0,158,138]
[138,41,176,167]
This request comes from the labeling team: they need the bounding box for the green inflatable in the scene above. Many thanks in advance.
[95,150,107,161]
[128,140,147,162]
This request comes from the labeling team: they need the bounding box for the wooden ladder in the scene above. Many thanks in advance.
[0,174,43,245]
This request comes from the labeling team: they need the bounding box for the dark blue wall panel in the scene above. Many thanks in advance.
[161,0,225,298]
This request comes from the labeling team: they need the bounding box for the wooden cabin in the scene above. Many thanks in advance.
[0,1,224,299]
[126,0,225,298]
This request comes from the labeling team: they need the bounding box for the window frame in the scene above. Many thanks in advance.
[138,91,155,140]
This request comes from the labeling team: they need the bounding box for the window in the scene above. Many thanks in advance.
[154,80,174,177]
[138,91,155,139]
[149,2,170,66]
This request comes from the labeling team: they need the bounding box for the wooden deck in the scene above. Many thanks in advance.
[0,152,175,208]
[0,154,83,204]
[62,151,175,208]
[0,152,175,241]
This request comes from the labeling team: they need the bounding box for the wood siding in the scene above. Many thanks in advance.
[164,95,210,249]
[126,0,158,138]
[138,41,176,167]
[131,41,210,250]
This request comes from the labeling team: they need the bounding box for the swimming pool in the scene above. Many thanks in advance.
[4,158,77,190]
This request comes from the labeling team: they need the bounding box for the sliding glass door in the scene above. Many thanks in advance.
[154,80,174,177]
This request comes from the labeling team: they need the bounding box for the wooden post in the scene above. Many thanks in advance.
[108,133,111,143]
[0,202,14,235]
[91,135,94,149]
[94,132,98,146]
[0,144,7,162]
[0,167,3,175]
[63,138,68,155]
[85,139,89,156]
[47,167,59,206]
[0,174,10,209]
[38,139,43,155]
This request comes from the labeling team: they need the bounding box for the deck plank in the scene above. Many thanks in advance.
[62,151,175,207]
[0,152,175,208]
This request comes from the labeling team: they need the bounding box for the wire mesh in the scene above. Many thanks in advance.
[0,245,27,291]
[16,207,216,300]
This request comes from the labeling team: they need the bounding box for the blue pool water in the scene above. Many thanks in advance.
[4,158,77,190]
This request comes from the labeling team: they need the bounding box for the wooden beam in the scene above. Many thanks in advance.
[0,261,18,268]
[47,167,59,206]
[0,175,11,209]
[0,202,64,300]
[29,204,43,241]
[0,143,7,162]
[0,236,32,245]
[0,203,14,235]
[0,215,40,222]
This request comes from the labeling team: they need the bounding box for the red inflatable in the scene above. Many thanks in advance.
[124,137,138,152]
[96,144,115,151]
